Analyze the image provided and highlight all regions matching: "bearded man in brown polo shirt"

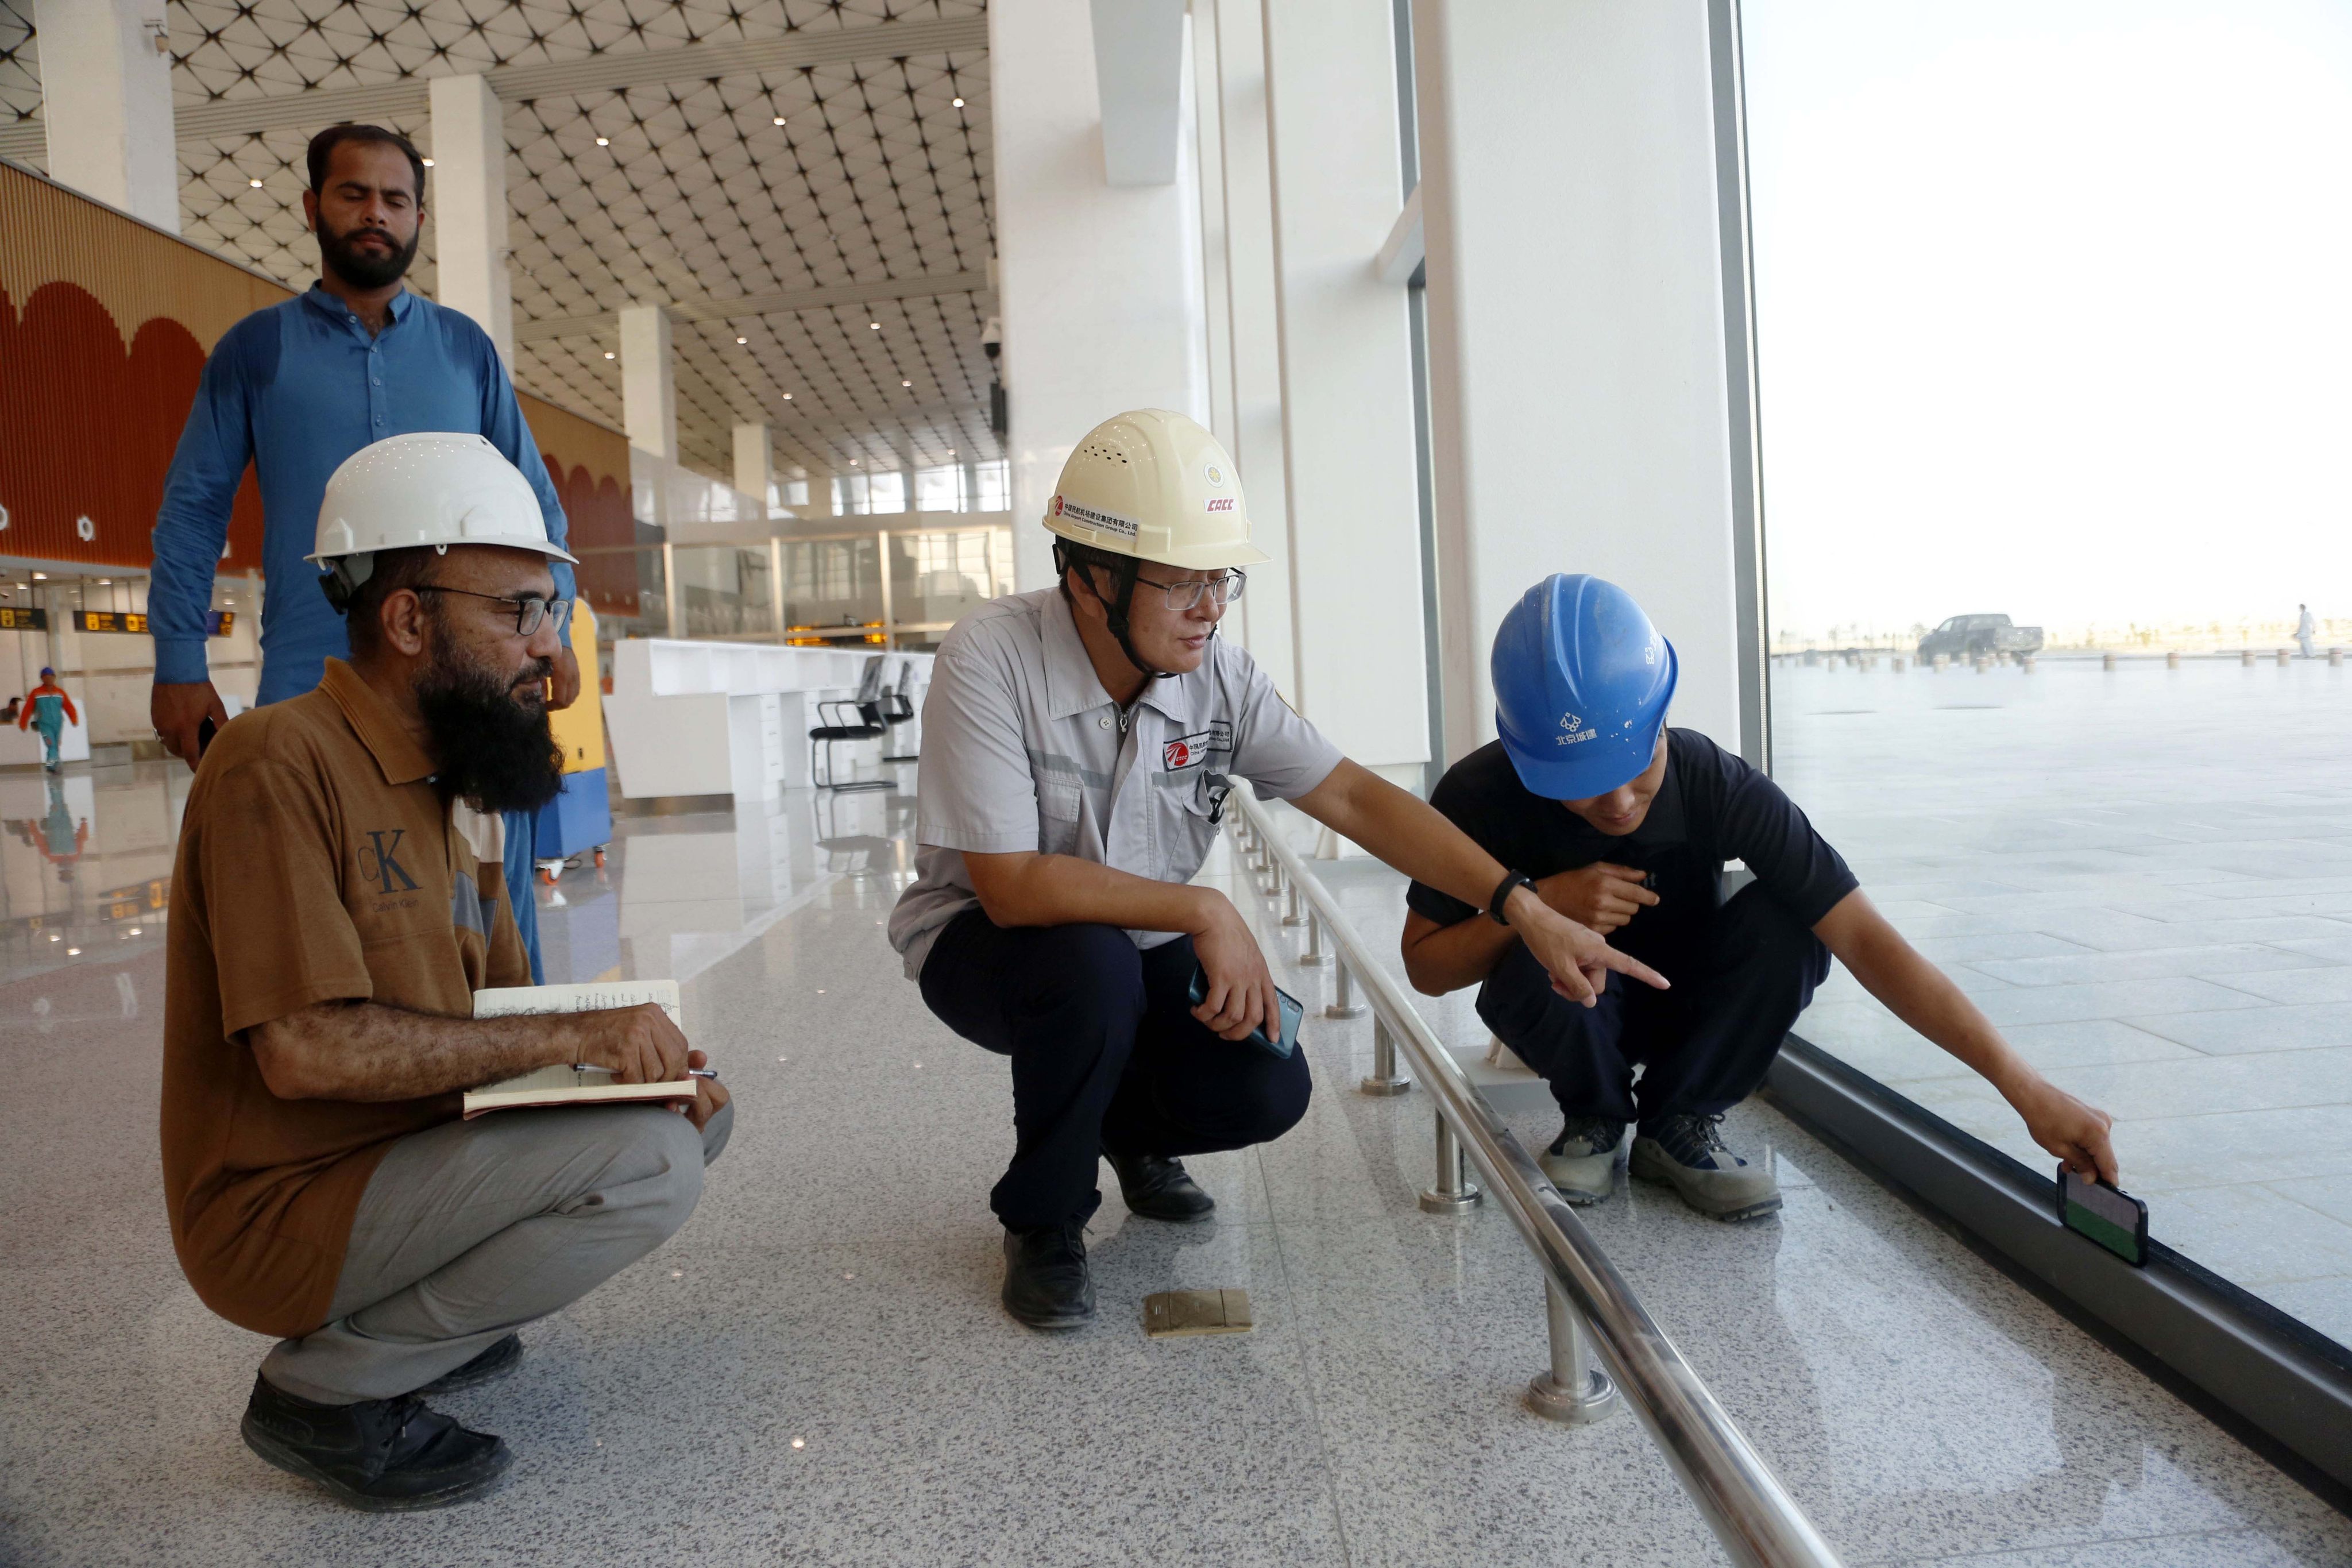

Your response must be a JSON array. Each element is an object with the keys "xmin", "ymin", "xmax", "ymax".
[{"xmin": 160, "ymin": 435, "xmax": 732, "ymax": 1511}]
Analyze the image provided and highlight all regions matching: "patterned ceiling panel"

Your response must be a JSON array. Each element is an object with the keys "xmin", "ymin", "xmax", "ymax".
[{"xmin": 7, "ymin": 0, "xmax": 996, "ymax": 484}]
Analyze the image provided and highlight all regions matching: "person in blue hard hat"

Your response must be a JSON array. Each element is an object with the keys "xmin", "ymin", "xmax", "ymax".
[{"xmin": 1400, "ymin": 574, "xmax": 2119, "ymax": 1221}]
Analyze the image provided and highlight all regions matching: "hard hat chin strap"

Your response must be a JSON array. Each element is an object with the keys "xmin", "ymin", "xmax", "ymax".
[{"xmin": 1055, "ymin": 540, "xmax": 1185, "ymax": 682}]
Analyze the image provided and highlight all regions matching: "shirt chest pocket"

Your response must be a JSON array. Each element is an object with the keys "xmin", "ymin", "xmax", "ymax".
[
  {"xmin": 1159, "ymin": 771, "xmax": 1229, "ymax": 875},
  {"xmin": 1037, "ymin": 778, "xmax": 1084, "ymax": 858}
]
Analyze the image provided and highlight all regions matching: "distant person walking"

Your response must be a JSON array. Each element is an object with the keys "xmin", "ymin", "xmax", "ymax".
[
  {"xmin": 2296, "ymin": 604, "xmax": 2317, "ymax": 659},
  {"xmin": 17, "ymin": 667, "xmax": 78, "ymax": 771}
]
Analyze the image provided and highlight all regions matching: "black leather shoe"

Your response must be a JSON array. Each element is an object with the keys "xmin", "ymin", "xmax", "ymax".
[
  {"xmin": 1104, "ymin": 1148, "xmax": 1217, "ymax": 1222},
  {"xmin": 417, "ymin": 1334, "xmax": 522, "ymax": 1395},
  {"xmin": 1001, "ymin": 1222, "xmax": 1095, "ymax": 1330},
  {"xmin": 240, "ymin": 1374, "xmax": 512, "ymax": 1511}
]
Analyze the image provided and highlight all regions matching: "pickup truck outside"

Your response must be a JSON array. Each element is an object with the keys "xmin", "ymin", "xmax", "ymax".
[{"xmin": 1917, "ymin": 613, "xmax": 2045, "ymax": 661}]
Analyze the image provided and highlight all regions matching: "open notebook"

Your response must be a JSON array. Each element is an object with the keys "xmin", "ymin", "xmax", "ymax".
[{"xmin": 462, "ymin": 980, "xmax": 697, "ymax": 1119}]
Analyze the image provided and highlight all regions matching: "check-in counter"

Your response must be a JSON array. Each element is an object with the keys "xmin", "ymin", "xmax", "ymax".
[{"xmin": 603, "ymin": 638, "xmax": 932, "ymax": 801}]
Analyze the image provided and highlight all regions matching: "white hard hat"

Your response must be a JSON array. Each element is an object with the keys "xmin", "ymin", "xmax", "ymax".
[
  {"xmin": 1044, "ymin": 409, "xmax": 1268, "ymax": 571},
  {"xmin": 308, "ymin": 432, "xmax": 577, "ymax": 570}
]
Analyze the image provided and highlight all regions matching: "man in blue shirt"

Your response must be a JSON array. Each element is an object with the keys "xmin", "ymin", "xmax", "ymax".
[{"xmin": 149, "ymin": 122, "xmax": 578, "ymax": 980}]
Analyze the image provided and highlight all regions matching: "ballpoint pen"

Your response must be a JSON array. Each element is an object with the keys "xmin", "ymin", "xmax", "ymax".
[{"xmin": 573, "ymin": 1064, "xmax": 720, "ymax": 1079}]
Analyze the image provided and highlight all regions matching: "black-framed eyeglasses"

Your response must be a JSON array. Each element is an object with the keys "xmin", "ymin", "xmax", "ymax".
[
  {"xmin": 414, "ymin": 585, "xmax": 573, "ymax": 637},
  {"xmin": 1131, "ymin": 570, "xmax": 1246, "ymax": 612}
]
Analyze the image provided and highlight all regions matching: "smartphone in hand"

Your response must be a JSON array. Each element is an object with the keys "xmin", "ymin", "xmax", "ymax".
[
  {"xmin": 1187, "ymin": 964, "xmax": 1304, "ymax": 1060},
  {"xmin": 2058, "ymin": 1165, "xmax": 2148, "ymax": 1266}
]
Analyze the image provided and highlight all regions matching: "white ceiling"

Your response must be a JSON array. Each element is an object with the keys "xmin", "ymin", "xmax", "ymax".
[{"xmin": 0, "ymin": 0, "xmax": 997, "ymax": 484}]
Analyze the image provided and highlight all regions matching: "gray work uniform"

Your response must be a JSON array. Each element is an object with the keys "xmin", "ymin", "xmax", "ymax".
[{"xmin": 887, "ymin": 586, "xmax": 1342, "ymax": 977}]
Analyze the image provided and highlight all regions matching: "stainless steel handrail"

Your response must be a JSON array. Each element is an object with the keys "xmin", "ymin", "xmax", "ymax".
[{"xmin": 1228, "ymin": 795, "xmax": 1844, "ymax": 1568}]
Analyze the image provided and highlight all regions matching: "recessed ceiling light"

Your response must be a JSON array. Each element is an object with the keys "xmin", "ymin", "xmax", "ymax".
[
  {"xmin": 773, "ymin": 116, "xmax": 786, "ymax": 126},
  {"xmin": 868, "ymin": 322, "xmax": 880, "ymax": 330},
  {"xmin": 421, "ymin": 157, "xmax": 434, "ymax": 167},
  {"xmin": 782, "ymin": 392, "xmax": 793, "ymax": 400},
  {"xmin": 901, "ymin": 379, "xmax": 912, "ymax": 388},
  {"xmin": 947, "ymin": 449, "xmax": 955, "ymax": 455},
  {"xmin": 596, "ymin": 136, "xmax": 609, "ymax": 146},
  {"xmin": 850, "ymin": 459, "xmax": 859, "ymax": 466},
  {"xmin": 736, "ymin": 335, "xmax": 748, "ymax": 345},
  {"xmin": 248, "ymin": 177, "xmax": 262, "ymax": 187},
  {"xmin": 604, "ymin": 351, "xmax": 616, "ymax": 360},
  {"xmin": 952, "ymin": 97, "xmax": 965, "ymax": 108}
]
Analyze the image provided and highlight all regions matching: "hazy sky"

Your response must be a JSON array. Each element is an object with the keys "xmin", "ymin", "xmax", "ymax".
[{"xmin": 1744, "ymin": 0, "xmax": 2352, "ymax": 639}]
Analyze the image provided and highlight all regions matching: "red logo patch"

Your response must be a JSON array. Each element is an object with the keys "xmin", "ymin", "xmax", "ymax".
[
  {"xmin": 1206, "ymin": 497, "xmax": 1235, "ymax": 512},
  {"xmin": 1164, "ymin": 740, "xmax": 1192, "ymax": 768}
]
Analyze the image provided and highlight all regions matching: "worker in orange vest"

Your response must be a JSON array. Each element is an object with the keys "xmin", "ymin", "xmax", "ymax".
[{"xmin": 18, "ymin": 667, "xmax": 80, "ymax": 772}]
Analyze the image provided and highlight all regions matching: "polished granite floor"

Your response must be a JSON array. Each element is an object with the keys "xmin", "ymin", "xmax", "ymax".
[
  {"xmin": 1772, "ymin": 657, "xmax": 2352, "ymax": 1347},
  {"xmin": 1, "ymin": 760, "xmax": 2346, "ymax": 1565}
]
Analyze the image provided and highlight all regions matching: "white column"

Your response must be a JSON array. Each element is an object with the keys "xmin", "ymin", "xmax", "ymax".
[
  {"xmin": 619, "ymin": 304, "xmax": 678, "ymax": 463},
  {"xmin": 427, "ymin": 74, "xmax": 514, "ymax": 369},
  {"xmin": 1262, "ymin": 0, "xmax": 1424, "ymax": 771},
  {"xmin": 35, "ymin": 0, "xmax": 178, "ymax": 232},
  {"xmin": 1190, "ymin": 0, "xmax": 1237, "ymax": 454},
  {"xmin": 733, "ymin": 423, "xmax": 774, "ymax": 513},
  {"xmin": 1208, "ymin": 0, "xmax": 1296, "ymax": 696},
  {"xmin": 1414, "ymin": 0, "xmax": 1743, "ymax": 758},
  {"xmin": 990, "ymin": 0, "xmax": 1210, "ymax": 592}
]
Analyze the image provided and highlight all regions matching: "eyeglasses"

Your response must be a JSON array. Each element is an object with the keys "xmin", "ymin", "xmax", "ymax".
[
  {"xmin": 414, "ymin": 585, "xmax": 573, "ymax": 637},
  {"xmin": 1131, "ymin": 570, "xmax": 1246, "ymax": 612}
]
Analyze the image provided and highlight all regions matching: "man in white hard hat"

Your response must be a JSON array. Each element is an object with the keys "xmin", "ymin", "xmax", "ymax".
[
  {"xmin": 889, "ymin": 410, "xmax": 1666, "ymax": 1330},
  {"xmin": 161, "ymin": 435, "xmax": 731, "ymax": 1511}
]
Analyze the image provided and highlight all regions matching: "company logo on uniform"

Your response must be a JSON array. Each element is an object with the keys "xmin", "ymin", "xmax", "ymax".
[
  {"xmin": 1205, "ymin": 497, "xmax": 1235, "ymax": 513},
  {"xmin": 358, "ymin": 829, "xmax": 420, "ymax": 894},
  {"xmin": 1163, "ymin": 720, "xmax": 1234, "ymax": 771},
  {"xmin": 1053, "ymin": 495, "xmax": 1139, "ymax": 539},
  {"xmin": 1555, "ymin": 711, "xmax": 1598, "ymax": 747}
]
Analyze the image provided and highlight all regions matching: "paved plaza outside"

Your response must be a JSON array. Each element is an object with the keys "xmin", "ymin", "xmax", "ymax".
[{"xmin": 1771, "ymin": 653, "xmax": 2352, "ymax": 1347}]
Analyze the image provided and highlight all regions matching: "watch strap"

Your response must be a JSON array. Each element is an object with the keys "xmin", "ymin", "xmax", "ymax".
[{"xmin": 1486, "ymin": 870, "xmax": 1536, "ymax": 926}]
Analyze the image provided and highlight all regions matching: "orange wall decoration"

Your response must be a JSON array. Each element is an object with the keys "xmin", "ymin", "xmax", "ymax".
[
  {"xmin": 0, "ymin": 160, "xmax": 636, "ymax": 610},
  {"xmin": 516, "ymin": 389, "xmax": 639, "ymax": 616}
]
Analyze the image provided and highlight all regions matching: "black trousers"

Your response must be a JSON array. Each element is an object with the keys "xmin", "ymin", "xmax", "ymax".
[
  {"xmin": 1476, "ymin": 885, "xmax": 1829, "ymax": 1126},
  {"xmin": 918, "ymin": 910, "xmax": 1314, "ymax": 1230}
]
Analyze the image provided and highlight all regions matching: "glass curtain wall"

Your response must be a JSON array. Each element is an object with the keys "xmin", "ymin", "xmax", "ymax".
[{"xmin": 1744, "ymin": 0, "xmax": 2352, "ymax": 1346}]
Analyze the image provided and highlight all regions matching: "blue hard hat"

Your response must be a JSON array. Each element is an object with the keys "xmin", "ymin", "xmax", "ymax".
[{"xmin": 1491, "ymin": 574, "xmax": 1677, "ymax": 800}]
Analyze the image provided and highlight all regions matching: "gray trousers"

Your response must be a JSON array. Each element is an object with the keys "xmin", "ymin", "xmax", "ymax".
[{"xmin": 260, "ymin": 1100, "xmax": 732, "ymax": 1404}]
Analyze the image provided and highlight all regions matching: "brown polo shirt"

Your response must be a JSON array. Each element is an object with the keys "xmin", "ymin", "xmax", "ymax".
[{"xmin": 160, "ymin": 658, "xmax": 528, "ymax": 1339}]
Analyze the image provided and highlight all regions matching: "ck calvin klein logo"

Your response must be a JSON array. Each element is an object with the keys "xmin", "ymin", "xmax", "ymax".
[{"xmin": 358, "ymin": 829, "xmax": 421, "ymax": 894}]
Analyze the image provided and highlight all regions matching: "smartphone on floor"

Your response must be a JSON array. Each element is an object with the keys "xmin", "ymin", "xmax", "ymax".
[
  {"xmin": 2057, "ymin": 1166, "xmax": 2148, "ymax": 1267},
  {"xmin": 1187, "ymin": 965, "xmax": 1304, "ymax": 1060}
]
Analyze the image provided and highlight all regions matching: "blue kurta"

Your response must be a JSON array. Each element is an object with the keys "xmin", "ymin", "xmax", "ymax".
[
  {"xmin": 148, "ymin": 284, "xmax": 576, "ymax": 698},
  {"xmin": 149, "ymin": 284, "xmax": 576, "ymax": 979}
]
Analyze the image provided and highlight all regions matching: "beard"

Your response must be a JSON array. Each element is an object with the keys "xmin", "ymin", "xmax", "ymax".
[
  {"xmin": 317, "ymin": 215, "xmax": 420, "ymax": 291},
  {"xmin": 416, "ymin": 643, "xmax": 563, "ymax": 815}
]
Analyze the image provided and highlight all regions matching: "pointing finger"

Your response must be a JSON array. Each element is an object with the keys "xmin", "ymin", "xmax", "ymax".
[{"xmin": 1604, "ymin": 949, "xmax": 1670, "ymax": 990}]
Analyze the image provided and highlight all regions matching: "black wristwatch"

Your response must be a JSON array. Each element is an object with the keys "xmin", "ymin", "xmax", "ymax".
[{"xmin": 1487, "ymin": 870, "xmax": 1536, "ymax": 926}]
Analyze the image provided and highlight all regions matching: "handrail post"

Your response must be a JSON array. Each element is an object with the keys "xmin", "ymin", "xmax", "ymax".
[
  {"xmin": 1283, "ymin": 879, "xmax": 1306, "ymax": 926},
  {"xmin": 1527, "ymin": 1279, "xmax": 1620, "ymax": 1424},
  {"xmin": 1299, "ymin": 909, "xmax": 1331, "ymax": 966},
  {"xmin": 1358, "ymin": 1017, "xmax": 1411, "ymax": 1096},
  {"xmin": 1324, "ymin": 959, "xmax": 1366, "ymax": 1019},
  {"xmin": 1418, "ymin": 1113, "xmax": 1481, "ymax": 1214}
]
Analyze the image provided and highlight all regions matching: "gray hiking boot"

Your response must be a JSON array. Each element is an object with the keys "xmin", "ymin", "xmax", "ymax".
[
  {"xmin": 1630, "ymin": 1113, "xmax": 1781, "ymax": 1221},
  {"xmin": 1539, "ymin": 1117, "xmax": 1627, "ymax": 1205}
]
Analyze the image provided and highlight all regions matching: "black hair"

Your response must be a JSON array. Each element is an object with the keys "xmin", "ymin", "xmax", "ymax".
[
  {"xmin": 341, "ymin": 547, "xmax": 441, "ymax": 660},
  {"xmin": 306, "ymin": 123, "xmax": 427, "ymax": 202}
]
